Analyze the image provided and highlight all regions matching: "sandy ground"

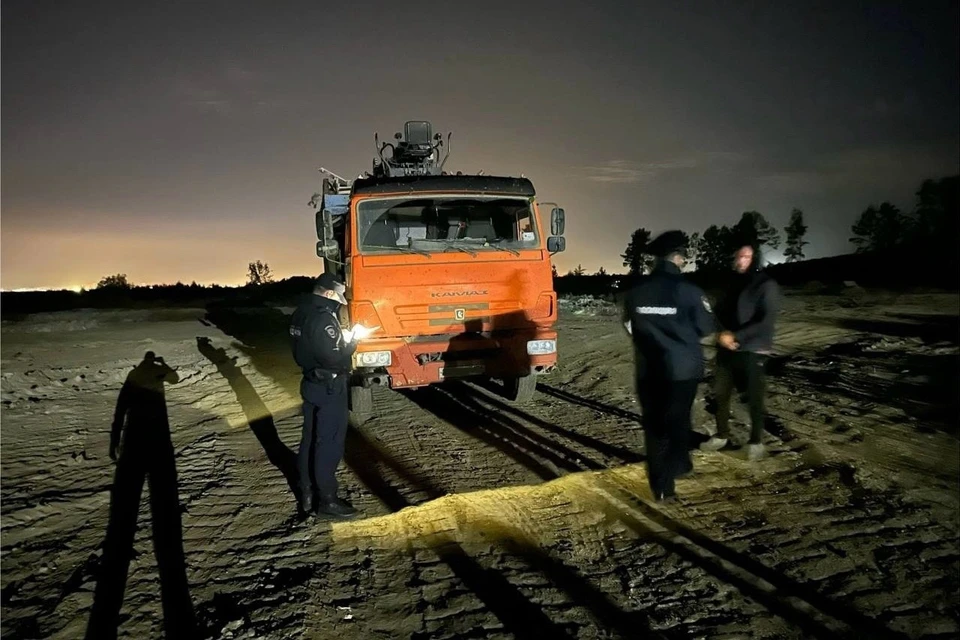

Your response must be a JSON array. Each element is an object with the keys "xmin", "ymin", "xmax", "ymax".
[{"xmin": 1, "ymin": 290, "xmax": 958, "ymax": 639}]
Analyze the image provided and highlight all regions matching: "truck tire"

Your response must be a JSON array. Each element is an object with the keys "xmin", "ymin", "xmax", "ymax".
[
  {"xmin": 505, "ymin": 374, "xmax": 538, "ymax": 404},
  {"xmin": 349, "ymin": 385, "xmax": 375, "ymax": 423}
]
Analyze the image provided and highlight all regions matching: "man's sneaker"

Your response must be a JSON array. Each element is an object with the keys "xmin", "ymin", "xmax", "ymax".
[
  {"xmin": 316, "ymin": 496, "xmax": 358, "ymax": 518},
  {"xmin": 699, "ymin": 437, "xmax": 728, "ymax": 452},
  {"xmin": 746, "ymin": 443, "xmax": 766, "ymax": 461}
]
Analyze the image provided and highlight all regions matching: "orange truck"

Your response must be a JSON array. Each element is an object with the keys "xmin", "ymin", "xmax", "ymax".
[{"xmin": 311, "ymin": 121, "xmax": 566, "ymax": 418}]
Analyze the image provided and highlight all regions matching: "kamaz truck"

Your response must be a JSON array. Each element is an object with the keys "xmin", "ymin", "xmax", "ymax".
[{"xmin": 310, "ymin": 121, "xmax": 566, "ymax": 418}]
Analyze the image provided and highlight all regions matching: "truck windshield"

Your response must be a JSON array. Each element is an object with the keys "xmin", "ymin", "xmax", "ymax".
[{"xmin": 357, "ymin": 196, "xmax": 539, "ymax": 255}]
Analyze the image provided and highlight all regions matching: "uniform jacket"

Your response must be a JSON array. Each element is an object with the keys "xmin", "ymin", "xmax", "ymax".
[
  {"xmin": 622, "ymin": 261, "xmax": 716, "ymax": 381},
  {"xmin": 289, "ymin": 295, "xmax": 356, "ymax": 382}
]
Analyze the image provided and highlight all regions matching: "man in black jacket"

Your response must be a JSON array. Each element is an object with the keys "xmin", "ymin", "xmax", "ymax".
[
  {"xmin": 290, "ymin": 273, "xmax": 359, "ymax": 518},
  {"xmin": 622, "ymin": 231, "xmax": 716, "ymax": 501},
  {"xmin": 701, "ymin": 244, "xmax": 780, "ymax": 460}
]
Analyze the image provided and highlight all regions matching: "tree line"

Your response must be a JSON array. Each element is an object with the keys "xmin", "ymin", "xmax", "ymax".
[
  {"xmin": 93, "ymin": 261, "xmax": 275, "ymax": 291},
  {"xmin": 605, "ymin": 173, "xmax": 957, "ymax": 278},
  {"xmin": 90, "ymin": 173, "xmax": 960, "ymax": 287}
]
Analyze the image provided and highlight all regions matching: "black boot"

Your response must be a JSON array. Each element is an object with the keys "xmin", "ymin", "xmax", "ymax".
[
  {"xmin": 316, "ymin": 495, "xmax": 357, "ymax": 518},
  {"xmin": 299, "ymin": 489, "xmax": 314, "ymax": 515}
]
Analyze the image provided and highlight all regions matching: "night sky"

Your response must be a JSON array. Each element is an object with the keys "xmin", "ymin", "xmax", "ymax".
[{"xmin": 2, "ymin": 1, "xmax": 958, "ymax": 290}]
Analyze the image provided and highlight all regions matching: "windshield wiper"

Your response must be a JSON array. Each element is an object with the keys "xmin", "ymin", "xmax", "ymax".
[
  {"xmin": 366, "ymin": 244, "xmax": 432, "ymax": 258},
  {"xmin": 487, "ymin": 240, "xmax": 521, "ymax": 256},
  {"xmin": 443, "ymin": 242, "xmax": 478, "ymax": 257}
]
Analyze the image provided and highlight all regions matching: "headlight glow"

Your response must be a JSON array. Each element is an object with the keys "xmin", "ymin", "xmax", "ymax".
[
  {"xmin": 526, "ymin": 340, "xmax": 557, "ymax": 355},
  {"xmin": 355, "ymin": 350, "xmax": 392, "ymax": 367}
]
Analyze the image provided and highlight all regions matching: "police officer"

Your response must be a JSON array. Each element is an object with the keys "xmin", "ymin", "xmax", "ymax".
[
  {"xmin": 290, "ymin": 273, "xmax": 357, "ymax": 518},
  {"xmin": 622, "ymin": 231, "xmax": 715, "ymax": 501}
]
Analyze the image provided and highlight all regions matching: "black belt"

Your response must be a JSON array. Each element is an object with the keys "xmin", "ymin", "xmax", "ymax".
[{"xmin": 308, "ymin": 369, "xmax": 345, "ymax": 383}]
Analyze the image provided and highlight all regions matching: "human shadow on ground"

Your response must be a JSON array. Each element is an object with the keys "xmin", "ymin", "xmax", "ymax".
[
  {"xmin": 203, "ymin": 302, "xmax": 301, "ymax": 396},
  {"xmin": 203, "ymin": 303, "xmax": 456, "ymax": 511},
  {"xmin": 466, "ymin": 381, "xmax": 644, "ymax": 464},
  {"xmin": 405, "ymin": 383, "xmax": 606, "ymax": 481},
  {"xmin": 345, "ymin": 420, "xmax": 664, "ymax": 639},
  {"xmin": 536, "ymin": 382, "xmax": 711, "ymax": 450},
  {"xmin": 593, "ymin": 480, "xmax": 909, "ymax": 640},
  {"xmin": 196, "ymin": 337, "xmax": 301, "ymax": 503},
  {"xmin": 86, "ymin": 352, "xmax": 198, "ymax": 640}
]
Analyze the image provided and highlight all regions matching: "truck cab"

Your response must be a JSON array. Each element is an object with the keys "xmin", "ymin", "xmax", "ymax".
[{"xmin": 312, "ymin": 122, "xmax": 566, "ymax": 417}]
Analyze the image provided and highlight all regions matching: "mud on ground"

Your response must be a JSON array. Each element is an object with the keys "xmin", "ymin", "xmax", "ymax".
[{"xmin": 1, "ymin": 291, "xmax": 958, "ymax": 639}]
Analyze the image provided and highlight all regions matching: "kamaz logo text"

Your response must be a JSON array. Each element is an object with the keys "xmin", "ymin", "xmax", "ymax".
[{"xmin": 431, "ymin": 290, "xmax": 488, "ymax": 298}]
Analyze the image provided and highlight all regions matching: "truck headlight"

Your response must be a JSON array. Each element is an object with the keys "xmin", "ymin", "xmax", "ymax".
[
  {"xmin": 526, "ymin": 340, "xmax": 557, "ymax": 355},
  {"xmin": 355, "ymin": 350, "xmax": 392, "ymax": 367}
]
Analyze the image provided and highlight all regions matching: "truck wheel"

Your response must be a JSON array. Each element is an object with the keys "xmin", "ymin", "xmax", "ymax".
[
  {"xmin": 350, "ymin": 385, "xmax": 375, "ymax": 423},
  {"xmin": 505, "ymin": 374, "xmax": 538, "ymax": 404}
]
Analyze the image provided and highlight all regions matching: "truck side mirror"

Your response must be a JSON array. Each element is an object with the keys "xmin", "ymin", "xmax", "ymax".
[
  {"xmin": 316, "ymin": 208, "xmax": 340, "ymax": 260},
  {"xmin": 550, "ymin": 207, "xmax": 565, "ymax": 236},
  {"xmin": 547, "ymin": 236, "xmax": 566, "ymax": 253},
  {"xmin": 316, "ymin": 240, "xmax": 339, "ymax": 259}
]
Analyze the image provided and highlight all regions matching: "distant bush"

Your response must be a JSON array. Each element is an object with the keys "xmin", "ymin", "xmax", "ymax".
[{"xmin": 97, "ymin": 273, "xmax": 131, "ymax": 289}]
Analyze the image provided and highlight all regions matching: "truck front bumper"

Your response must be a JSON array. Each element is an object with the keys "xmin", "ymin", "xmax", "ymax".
[{"xmin": 352, "ymin": 330, "xmax": 558, "ymax": 389}]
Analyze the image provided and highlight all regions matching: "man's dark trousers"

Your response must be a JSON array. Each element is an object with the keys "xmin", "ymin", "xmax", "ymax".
[
  {"xmin": 714, "ymin": 349, "xmax": 768, "ymax": 444},
  {"xmin": 298, "ymin": 376, "xmax": 349, "ymax": 500},
  {"xmin": 638, "ymin": 378, "xmax": 699, "ymax": 497}
]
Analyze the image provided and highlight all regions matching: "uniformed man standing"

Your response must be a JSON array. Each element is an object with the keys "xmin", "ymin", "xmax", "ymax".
[
  {"xmin": 622, "ymin": 231, "xmax": 715, "ymax": 501},
  {"xmin": 290, "ymin": 273, "xmax": 358, "ymax": 518}
]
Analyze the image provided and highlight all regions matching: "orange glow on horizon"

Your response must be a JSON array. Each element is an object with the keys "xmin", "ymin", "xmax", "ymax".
[{"xmin": 0, "ymin": 225, "xmax": 332, "ymax": 292}]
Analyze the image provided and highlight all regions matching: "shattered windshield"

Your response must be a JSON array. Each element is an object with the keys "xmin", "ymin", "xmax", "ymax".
[{"xmin": 356, "ymin": 196, "xmax": 539, "ymax": 255}]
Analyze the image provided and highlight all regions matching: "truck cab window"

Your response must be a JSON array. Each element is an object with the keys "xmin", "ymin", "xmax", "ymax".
[{"xmin": 357, "ymin": 197, "xmax": 539, "ymax": 254}]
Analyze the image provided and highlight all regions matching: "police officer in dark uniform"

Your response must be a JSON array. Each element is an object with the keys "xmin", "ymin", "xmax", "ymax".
[
  {"xmin": 622, "ymin": 230, "xmax": 715, "ymax": 501},
  {"xmin": 290, "ymin": 273, "xmax": 357, "ymax": 518}
]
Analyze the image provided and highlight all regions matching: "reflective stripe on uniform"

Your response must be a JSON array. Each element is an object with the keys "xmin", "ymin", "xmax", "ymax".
[{"xmin": 636, "ymin": 306, "xmax": 678, "ymax": 315}]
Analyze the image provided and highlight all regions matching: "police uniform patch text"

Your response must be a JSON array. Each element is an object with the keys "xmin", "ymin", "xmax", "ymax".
[{"xmin": 636, "ymin": 306, "xmax": 678, "ymax": 315}]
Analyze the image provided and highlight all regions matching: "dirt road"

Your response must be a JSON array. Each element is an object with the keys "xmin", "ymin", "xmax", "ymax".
[{"xmin": 2, "ymin": 291, "xmax": 958, "ymax": 639}]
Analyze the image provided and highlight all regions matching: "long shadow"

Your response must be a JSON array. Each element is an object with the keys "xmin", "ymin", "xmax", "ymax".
[
  {"xmin": 536, "ymin": 383, "xmax": 643, "ymax": 422},
  {"xmin": 537, "ymin": 382, "xmax": 710, "ymax": 450},
  {"xmin": 347, "ymin": 422, "xmax": 661, "ymax": 638},
  {"xmin": 496, "ymin": 537, "xmax": 673, "ymax": 640},
  {"xmin": 203, "ymin": 303, "xmax": 666, "ymax": 636},
  {"xmin": 347, "ymin": 432, "xmax": 665, "ymax": 639},
  {"xmin": 405, "ymin": 386, "xmax": 560, "ymax": 480},
  {"xmin": 426, "ymin": 538, "xmax": 574, "ymax": 639},
  {"xmin": 406, "ymin": 384, "xmax": 607, "ymax": 481},
  {"xmin": 463, "ymin": 383, "xmax": 644, "ymax": 464},
  {"xmin": 343, "ymin": 422, "xmax": 447, "ymax": 511},
  {"xmin": 203, "ymin": 302, "xmax": 301, "ymax": 396},
  {"xmin": 835, "ymin": 315, "xmax": 959, "ymax": 345},
  {"xmin": 455, "ymin": 387, "xmax": 606, "ymax": 472},
  {"xmin": 344, "ymin": 426, "xmax": 570, "ymax": 638},
  {"xmin": 86, "ymin": 352, "xmax": 198, "ymax": 640},
  {"xmin": 196, "ymin": 337, "xmax": 300, "ymax": 502},
  {"xmin": 203, "ymin": 302, "xmax": 455, "ymax": 508},
  {"xmin": 596, "ymin": 481, "xmax": 908, "ymax": 640}
]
